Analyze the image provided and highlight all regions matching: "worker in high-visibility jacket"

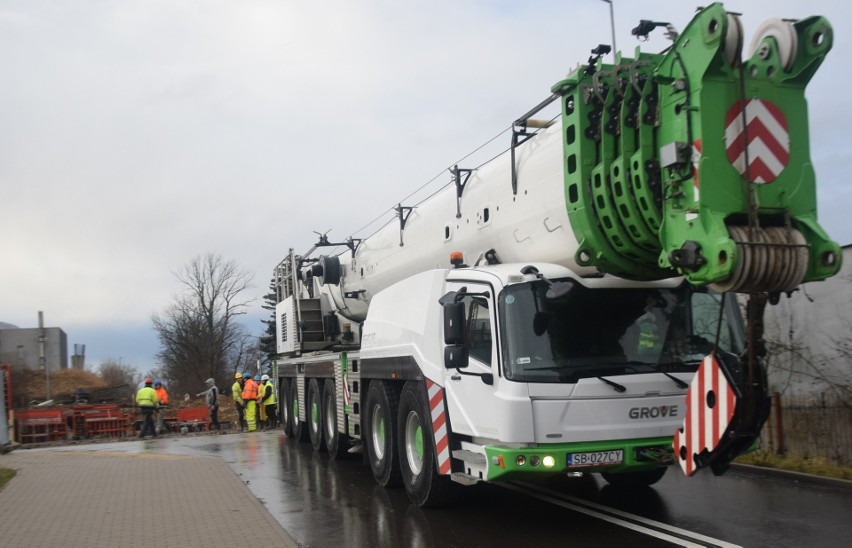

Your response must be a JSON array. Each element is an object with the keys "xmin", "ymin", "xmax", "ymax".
[
  {"xmin": 257, "ymin": 374, "xmax": 268, "ymax": 429},
  {"xmin": 154, "ymin": 380, "xmax": 169, "ymax": 434},
  {"xmin": 136, "ymin": 378, "xmax": 159, "ymax": 439},
  {"xmin": 242, "ymin": 373, "xmax": 259, "ymax": 432},
  {"xmin": 252, "ymin": 375, "xmax": 265, "ymax": 429},
  {"xmin": 232, "ymin": 372, "xmax": 246, "ymax": 431},
  {"xmin": 260, "ymin": 374, "xmax": 277, "ymax": 429}
]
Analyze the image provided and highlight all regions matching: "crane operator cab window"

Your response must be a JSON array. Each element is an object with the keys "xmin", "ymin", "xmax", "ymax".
[
  {"xmin": 499, "ymin": 280, "xmax": 744, "ymax": 383},
  {"xmin": 461, "ymin": 293, "xmax": 493, "ymax": 365}
]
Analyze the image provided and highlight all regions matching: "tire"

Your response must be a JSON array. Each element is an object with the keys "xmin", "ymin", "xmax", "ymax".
[
  {"xmin": 397, "ymin": 381, "xmax": 457, "ymax": 507},
  {"xmin": 307, "ymin": 378, "xmax": 326, "ymax": 451},
  {"xmin": 323, "ymin": 378, "xmax": 351, "ymax": 459},
  {"xmin": 364, "ymin": 380, "xmax": 402, "ymax": 487},
  {"xmin": 601, "ymin": 467, "xmax": 668, "ymax": 488},
  {"xmin": 290, "ymin": 378, "xmax": 308, "ymax": 442},
  {"xmin": 280, "ymin": 378, "xmax": 292, "ymax": 437}
]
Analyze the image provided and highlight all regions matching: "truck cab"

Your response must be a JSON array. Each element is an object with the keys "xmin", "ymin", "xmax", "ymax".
[{"xmin": 359, "ymin": 262, "xmax": 745, "ymax": 484}]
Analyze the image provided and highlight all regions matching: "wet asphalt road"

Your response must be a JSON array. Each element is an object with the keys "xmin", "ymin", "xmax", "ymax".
[{"xmin": 44, "ymin": 431, "xmax": 852, "ymax": 547}]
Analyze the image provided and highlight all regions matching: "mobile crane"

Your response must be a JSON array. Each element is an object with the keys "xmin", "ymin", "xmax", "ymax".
[{"xmin": 272, "ymin": 3, "xmax": 840, "ymax": 506}]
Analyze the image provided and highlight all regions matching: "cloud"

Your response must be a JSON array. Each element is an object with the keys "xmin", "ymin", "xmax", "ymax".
[{"xmin": 1, "ymin": 0, "xmax": 849, "ymax": 372}]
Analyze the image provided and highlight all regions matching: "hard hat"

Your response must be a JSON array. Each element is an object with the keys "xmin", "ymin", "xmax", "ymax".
[
  {"xmin": 205, "ymin": 378, "xmax": 215, "ymax": 386},
  {"xmin": 243, "ymin": 372, "xmax": 251, "ymax": 379},
  {"xmin": 144, "ymin": 377, "xmax": 153, "ymax": 385},
  {"xmin": 154, "ymin": 379, "xmax": 162, "ymax": 386},
  {"xmin": 253, "ymin": 375, "xmax": 261, "ymax": 381},
  {"xmin": 261, "ymin": 374, "xmax": 269, "ymax": 381},
  {"xmin": 235, "ymin": 372, "xmax": 243, "ymax": 379}
]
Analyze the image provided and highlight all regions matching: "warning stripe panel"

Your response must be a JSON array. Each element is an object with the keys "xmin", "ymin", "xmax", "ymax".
[
  {"xmin": 426, "ymin": 379, "xmax": 451, "ymax": 475},
  {"xmin": 724, "ymin": 98, "xmax": 790, "ymax": 183},
  {"xmin": 673, "ymin": 354, "xmax": 738, "ymax": 476}
]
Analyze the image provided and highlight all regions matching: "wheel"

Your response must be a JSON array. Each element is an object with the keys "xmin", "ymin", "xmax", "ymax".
[
  {"xmin": 364, "ymin": 380, "xmax": 402, "ymax": 487},
  {"xmin": 307, "ymin": 378, "xmax": 326, "ymax": 451},
  {"xmin": 601, "ymin": 467, "xmax": 668, "ymax": 488},
  {"xmin": 279, "ymin": 378, "xmax": 292, "ymax": 437},
  {"xmin": 397, "ymin": 381, "xmax": 457, "ymax": 507},
  {"xmin": 290, "ymin": 378, "xmax": 308, "ymax": 442},
  {"xmin": 323, "ymin": 378, "xmax": 351, "ymax": 459}
]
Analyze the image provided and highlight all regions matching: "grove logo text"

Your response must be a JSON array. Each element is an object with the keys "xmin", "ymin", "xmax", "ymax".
[{"xmin": 629, "ymin": 406, "xmax": 678, "ymax": 419}]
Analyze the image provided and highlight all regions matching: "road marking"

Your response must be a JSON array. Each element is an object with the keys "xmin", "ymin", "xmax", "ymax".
[{"xmin": 503, "ymin": 481, "xmax": 741, "ymax": 548}]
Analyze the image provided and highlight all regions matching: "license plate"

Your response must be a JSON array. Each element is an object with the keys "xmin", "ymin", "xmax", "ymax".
[{"xmin": 566, "ymin": 450, "xmax": 624, "ymax": 468}]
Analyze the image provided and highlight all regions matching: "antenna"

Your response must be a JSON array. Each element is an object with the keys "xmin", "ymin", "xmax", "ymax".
[{"xmin": 601, "ymin": 0, "xmax": 617, "ymax": 60}]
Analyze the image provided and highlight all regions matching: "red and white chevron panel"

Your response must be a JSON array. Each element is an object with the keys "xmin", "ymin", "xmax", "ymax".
[
  {"xmin": 724, "ymin": 98, "xmax": 789, "ymax": 183},
  {"xmin": 426, "ymin": 379, "xmax": 451, "ymax": 475},
  {"xmin": 673, "ymin": 354, "xmax": 737, "ymax": 476}
]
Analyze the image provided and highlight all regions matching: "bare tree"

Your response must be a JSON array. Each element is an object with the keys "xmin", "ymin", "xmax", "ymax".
[
  {"xmin": 229, "ymin": 324, "xmax": 265, "ymax": 379},
  {"xmin": 152, "ymin": 253, "xmax": 254, "ymax": 395},
  {"xmin": 97, "ymin": 359, "xmax": 142, "ymax": 388},
  {"xmin": 760, "ymin": 285, "xmax": 852, "ymax": 404}
]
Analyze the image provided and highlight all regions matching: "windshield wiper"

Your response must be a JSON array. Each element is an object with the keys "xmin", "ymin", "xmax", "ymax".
[
  {"xmin": 596, "ymin": 376, "xmax": 627, "ymax": 393},
  {"xmin": 625, "ymin": 361, "xmax": 689, "ymax": 389}
]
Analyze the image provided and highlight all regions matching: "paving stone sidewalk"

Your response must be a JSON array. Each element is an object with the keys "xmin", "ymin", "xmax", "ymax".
[{"xmin": 0, "ymin": 449, "xmax": 299, "ymax": 548}]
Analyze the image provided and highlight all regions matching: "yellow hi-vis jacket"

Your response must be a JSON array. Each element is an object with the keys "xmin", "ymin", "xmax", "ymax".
[
  {"xmin": 136, "ymin": 386, "xmax": 159, "ymax": 408},
  {"xmin": 232, "ymin": 381, "xmax": 244, "ymax": 405},
  {"xmin": 262, "ymin": 381, "xmax": 276, "ymax": 406}
]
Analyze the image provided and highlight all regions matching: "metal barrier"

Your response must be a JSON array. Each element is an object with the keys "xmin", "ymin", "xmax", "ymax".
[
  {"xmin": 16, "ymin": 409, "xmax": 67, "ymax": 443},
  {"xmin": 16, "ymin": 404, "xmax": 131, "ymax": 444}
]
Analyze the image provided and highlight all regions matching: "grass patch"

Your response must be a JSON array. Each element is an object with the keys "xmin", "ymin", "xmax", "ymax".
[
  {"xmin": 0, "ymin": 467, "xmax": 16, "ymax": 491},
  {"xmin": 736, "ymin": 451, "xmax": 852, "ymax": 481}
]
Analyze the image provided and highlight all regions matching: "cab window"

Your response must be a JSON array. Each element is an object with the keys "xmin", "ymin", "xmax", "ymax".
[{"xmin": 462, "ymin": 294, "xmax": 492, "ymax": 365}]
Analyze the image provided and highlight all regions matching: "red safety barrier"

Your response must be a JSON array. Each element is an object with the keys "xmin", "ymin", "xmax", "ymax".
[
  {"xmin": 176, "ymin": 406, "xmax": 210, "ymax": 431},
  {"xmin": 69, "ymin": 404, "xmax": 130, "ymax": 439},
  {"xmin": 16, "ymin": 408, "xmax": 66, "ymax": 444}
]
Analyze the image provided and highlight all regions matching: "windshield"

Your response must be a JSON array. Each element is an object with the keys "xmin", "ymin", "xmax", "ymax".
[{"xmin": 498, "ymin": 280, "xmax": 744, "ymax": 383}]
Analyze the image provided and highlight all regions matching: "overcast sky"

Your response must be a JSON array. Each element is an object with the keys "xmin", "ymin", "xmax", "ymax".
[{"xmin": 2, "ymin": 0, "xmax": 850, "ymax": 375}]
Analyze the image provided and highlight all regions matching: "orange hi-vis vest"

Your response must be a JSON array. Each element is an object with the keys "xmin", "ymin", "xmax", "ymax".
[
  {"xmin": 242, "ymin": 379, "xmax": 259, "ymax": 401},
  {"xmin": 155, "ymin": 387, "xmax": 169, "ymax": 405}
]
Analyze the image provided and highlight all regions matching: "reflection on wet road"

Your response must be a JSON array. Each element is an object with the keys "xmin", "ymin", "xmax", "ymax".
[{"xmin": 46, "ymin": 431, "xmax": 852, "ymax": 547}]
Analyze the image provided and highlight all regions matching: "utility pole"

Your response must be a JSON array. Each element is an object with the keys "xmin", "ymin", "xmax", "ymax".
[
  {"xmin": 38, "ymin": 311, "xmax": 50, "ymax": 401},
  {"xmin": 601, "ymin": 0, "xmax": 617, "ymax": 60}
]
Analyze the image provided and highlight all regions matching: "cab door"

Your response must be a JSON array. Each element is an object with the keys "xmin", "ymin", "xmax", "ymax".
[{"xmin": 443, "ymin": 281, "xmax": 501, "ymax": 439}]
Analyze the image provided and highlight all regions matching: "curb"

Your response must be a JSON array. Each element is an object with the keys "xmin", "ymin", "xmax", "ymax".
[{"xmin": 730, "ymin": 463, "xmax": 852, "ymax": 490}]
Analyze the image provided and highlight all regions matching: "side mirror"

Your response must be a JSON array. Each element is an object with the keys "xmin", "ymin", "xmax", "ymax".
[
  {"xmin": 443, "ymin": 301, "xmax": 466, "ymax": 345},
  {"xmin": 533, "ymin": 312, "xmax": 549, "ymax": 336},
  {"xmin": 444, "ymin": 345, "xmax": 469, "ymax": 369},
  {"xmin": 546, "ymin": 280, "xmax": 575, "ymax": 300},
  {"xmin": 438, "ymin": 290, "xmax": 458, "ymax": 306}
]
